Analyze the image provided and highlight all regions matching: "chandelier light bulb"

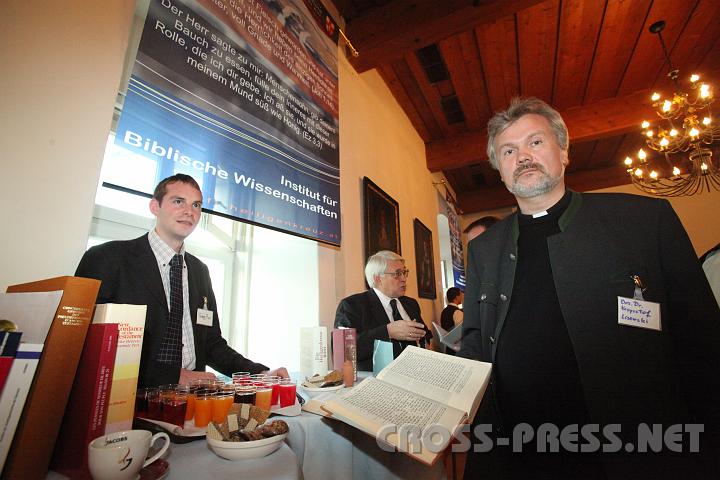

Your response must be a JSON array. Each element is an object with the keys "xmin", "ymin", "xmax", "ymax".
[
  {"xmin": 638, "ymin": 149, "xmax": 647, "ymax": 160},
  {"xmin": 700, "ymin": 84, "xmax": 710, "ymax": 98},
  {"xmin": 649, "ymin": 170, "xmax": 659, "ymax": 179},
  {"xmin": 634, "ymin": 168, "xmax": 644, "ymax": 177},
  {"xmin": 703, "ymin": 117, "xmax": 711, "ymax": 125},
  {"xmin": 624, "ymin": 157, "xmax": 633, "ymax": 166},
  {"xmin": 689, "ymin": 127, "xmax": 700, "ymax": 137},
  {"xmin": 662, "ymin": 100, "xmax": 672, "ymax": 112},
  {"xmin": 646, "ymin": 130, "xmax": 654, "ymax": 137},
  {"xmin": 672, "ymin": 167, "xmax": 681, "ymax": 176},
  {"xmin": 641, "ymin": 120, "xmax": 650, "ymax": 129},
  {"xmin": 659, "ymin": 137, "xmax": 669, "ymax": 147},
  {"xmin": 669, "ymin": 129, "xmax": 678, "ymax": 136},
  {"xmin": 690, "ymin": 74, "xmax": 700, "ymax": 83},
  {"xmin": 702, "ymin": 163, "xmax": 708, "ymax": 171},
  {"xmin": 651, "ymin": 92, "xmax": 661, "ymax": 101}
]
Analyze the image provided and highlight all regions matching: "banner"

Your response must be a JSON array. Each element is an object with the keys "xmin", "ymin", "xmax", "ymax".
[
  {"xmin": 446, "ymin": 199, "xmax": 466, "ymax": 289},
  {"xmin": 106, "ymin": 0, "xmax": 340, "ymax": 244}
]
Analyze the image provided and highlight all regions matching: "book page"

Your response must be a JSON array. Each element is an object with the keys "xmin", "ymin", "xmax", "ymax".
[
  {"xmin": 377, "ymin": 346, "xmax": 491, "ymax": 418},
  {"xmin": 322, "ymin": 377, "xmax": 466, "ymax": 464}
]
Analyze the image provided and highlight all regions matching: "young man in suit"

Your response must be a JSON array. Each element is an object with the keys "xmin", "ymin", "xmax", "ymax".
[
  {"xmin": 76, "ymin": 174, "xmax": 288, "ymax": 388},
  {"xmin": 334, "ymin": 250, "xmax": 432, "ymax": 371},
  {"xmin": 459, "ymin": 97, "xmax": 720, "ymax": 479}
]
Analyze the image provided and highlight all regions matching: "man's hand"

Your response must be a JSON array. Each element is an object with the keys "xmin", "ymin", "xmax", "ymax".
[
  {"xmin": 387, "ymin": 320, "xmax": 427, "ymax": 342},
  {"xmin": 179, "ymin": 368, "xmax": 216, "ymax": 385},
  {"xmin": 263, "ymin": 367, "xmax": 290, "ymax": 378}
]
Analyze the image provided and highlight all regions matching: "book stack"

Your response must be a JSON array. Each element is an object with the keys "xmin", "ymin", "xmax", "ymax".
[
  {"xmin": 92, "ymin": 304, "xmax": 147, "ymax": 434},
  {"xmin": 2, "ymin": 276, "xmax": 101, "ymax": 479},
  {"xmin": 51, "ymin": 323, "xmax": 119, "ymax": 479}
]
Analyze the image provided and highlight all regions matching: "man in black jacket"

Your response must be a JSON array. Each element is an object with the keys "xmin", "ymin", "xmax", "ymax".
[
  {"xmin": 459, "ymin": 97, "xmax": 720, "ymax": 479},
  {"xmin": 334, "ymin": 250, "xmax": 431, "ymax": 371},
  {"xmin": 76, "ymin": 174, "xmax": 287, "ymax": 387}
]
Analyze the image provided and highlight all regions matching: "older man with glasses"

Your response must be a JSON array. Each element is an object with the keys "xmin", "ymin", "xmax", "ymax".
[{"xmin": 334, "ymin": 250, "xmax": 432, "ymax": 371}]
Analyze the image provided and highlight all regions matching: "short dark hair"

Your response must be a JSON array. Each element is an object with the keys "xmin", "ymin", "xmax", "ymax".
[
  {"xmin": 464, "ymin": 216, "xmax": 500, "ymax": 234},
  {"xmin": 152, "ymin": 174, "xmax": 202, "ymax": 204},
  {"xmin": 446, "ymin": 287, "xmax": 462, "ymax": 303}
]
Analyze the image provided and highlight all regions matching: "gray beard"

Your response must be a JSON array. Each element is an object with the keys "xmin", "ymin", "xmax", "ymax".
[{"xmin": 506, "ymin": 166, "xmax": 563, "ymax": 198}]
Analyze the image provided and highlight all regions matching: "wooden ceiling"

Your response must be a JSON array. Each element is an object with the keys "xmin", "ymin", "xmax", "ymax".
[{"xmin": 331, "ymin": 0, "xmax": 720, "ymax": 212}]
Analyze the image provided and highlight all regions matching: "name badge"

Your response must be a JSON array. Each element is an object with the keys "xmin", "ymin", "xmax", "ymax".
[
  {"xmin": 197, "ymin": 308, "xmax": 213, "ymax": 327},
  {"xmin": 617, "ymin": 296, "xmax": 661, "ymax": 331}
]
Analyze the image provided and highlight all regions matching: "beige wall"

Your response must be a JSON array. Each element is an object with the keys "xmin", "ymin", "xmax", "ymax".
[
  {"xmin": 0, "ymin": 1, "xmax": 135, "ymax": 290},
  {"xmin": 0, "ymin": 2, "xmax": 444, "ymax": 327},
  {"xmin": 326, "ymin": 58, "xmax": 444, "ymax": 328}
]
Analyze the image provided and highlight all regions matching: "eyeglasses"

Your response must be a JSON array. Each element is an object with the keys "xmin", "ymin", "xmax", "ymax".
[{"xmin": 383, "ymin": 269, "xmax": 410, "ymax": 279}]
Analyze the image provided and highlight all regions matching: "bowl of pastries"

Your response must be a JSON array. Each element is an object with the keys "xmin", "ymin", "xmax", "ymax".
[
  {"xmin": 206, "ymin": 403, "xmax": 289, "ymax": 460},
  {"xmin": 300, "ymin": 370, "xmax": 345, "ymax": 397}
]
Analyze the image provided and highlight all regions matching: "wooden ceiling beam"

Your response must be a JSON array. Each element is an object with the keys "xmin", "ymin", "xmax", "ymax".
[
  {"xmin": 458, "ymin": 166, "xmax": 632, "ymax": 212},
  {"xmin": 345, "ymin": 0, "xmax": 546, "ymax": 73},
  {"xmin": 427, "ymin": 62, "xmax": 720, "ymax": 172}
]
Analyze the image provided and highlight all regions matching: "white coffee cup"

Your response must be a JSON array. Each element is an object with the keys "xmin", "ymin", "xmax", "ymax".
[{"xmin": 88, "ymin": 429, "xmax": 169, "ymax": 480}]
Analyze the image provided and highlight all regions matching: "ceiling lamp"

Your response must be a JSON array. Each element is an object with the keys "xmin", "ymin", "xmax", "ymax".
[{"xmin": 624, "ymin": 20, "xmax": 720, "ymax": 196}]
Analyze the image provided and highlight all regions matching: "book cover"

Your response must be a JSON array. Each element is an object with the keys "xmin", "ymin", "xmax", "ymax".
[
  {"xmin": 2, "ymin": 276, "xmax": 100, "ymax": 480},
  {"xmin": 0, "ymin": 343, "xmax": 43, "ymax": 471},
  {"xmin": 92, "ymin": 304, "xmax": 147, "ymax": 434},
  {"xmin": 300, "ymin": 326, "xmax": 329, "ymax": 380},
  {"xmin": 0, "ymin": 332, "xmax": 22, "ymax": 395},
  {"xmin": 321, "ymin": 346, "xmax": 492, "ymax": 465},
  {"xmin": 333, "ymin": 328, "xmax": 357, "ymax": 381},
  {"xmin": 332, "ymin": 328, "xmax": 357, "ymax": 379},
  {"xmin": 51, "ymin": 323, "xmax": 119, "ymax": 478}
]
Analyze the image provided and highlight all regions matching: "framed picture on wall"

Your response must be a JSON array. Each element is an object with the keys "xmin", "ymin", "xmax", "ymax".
[
  {"xmin": 363, "ymin": 177, "xmax": 401, "ymax": 260},
  {"xmin": 413, "ymin": 218, "xmax": 436, "ymax": 299}
]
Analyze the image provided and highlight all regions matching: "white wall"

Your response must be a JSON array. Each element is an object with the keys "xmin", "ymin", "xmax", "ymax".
[
  {"xmin": 0, "ymin": 1, "xmax": 135, "ymax": 290},
  {"xmin": 0, "ymin": 1, "xmax": 445, "ymax": 329}
]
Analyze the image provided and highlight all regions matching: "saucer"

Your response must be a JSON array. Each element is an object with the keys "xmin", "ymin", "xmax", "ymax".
[{"xmin": 139, "ymin": 458, "xmax": 169, "ymax": 480}]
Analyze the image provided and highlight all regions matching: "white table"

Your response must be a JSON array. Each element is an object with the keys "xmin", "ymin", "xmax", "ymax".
[
  {"xmin": 284, "ymin": 372, "xmax": 446, "ymax": 480},
  {"xmin": 48, "ymin": 441, "xmax": 303, "ymax": 480},
  {"xmin": 166, "ymin": 440, "xmax": 302, "ymax": 479}
]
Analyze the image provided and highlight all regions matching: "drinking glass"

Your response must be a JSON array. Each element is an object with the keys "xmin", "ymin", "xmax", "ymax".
[
  {"xmin": 254, "ymin": 382, "xmax": 273, "ymax": 411},
  {"xmin": 193, "ymin": 391, "xmax": 212, "ymax": 428},
  {"xmin": 278, "ymin": 379, "xmax": 297, "ymax": 408}
]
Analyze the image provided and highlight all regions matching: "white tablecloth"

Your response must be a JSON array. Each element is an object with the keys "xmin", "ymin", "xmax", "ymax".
[
  {"xmin": 48, "ymin": 441, "xmax": 302, "ymax": 480},
  {"xmin": 286, "ymin": 370, "xmax": 446, "ymax": 480},
  {"xmin": 166, "ymin": 440, "xmax": 302, "ymax": 479}
]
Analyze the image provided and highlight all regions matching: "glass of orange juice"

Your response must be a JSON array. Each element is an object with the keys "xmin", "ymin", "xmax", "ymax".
[
  {"xmin": 254, "ymin": 382, "xmax": 273, "ymax": 411},
  {"xmin": 194, "ymin": 391, "xmax": 212, "ymax": 428},
  {"xmin": 211, "ymin": 391, "xmax": 234, "ymax": 423},
  {"xmin": 179, "ymin": 384, "xmax": 195, "ymax": 422}
]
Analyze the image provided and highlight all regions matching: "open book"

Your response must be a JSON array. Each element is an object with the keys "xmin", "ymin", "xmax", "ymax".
[{"xmin": 321, "ymin": 346, "xmax": 491, "ymax": 465}]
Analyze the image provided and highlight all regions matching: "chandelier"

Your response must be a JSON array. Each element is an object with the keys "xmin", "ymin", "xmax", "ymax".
[{"xmin": 624, "ymin": 20, "xmax": 720, "ymax": 196}]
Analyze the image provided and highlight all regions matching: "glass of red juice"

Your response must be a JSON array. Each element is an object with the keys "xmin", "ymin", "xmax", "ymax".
[
  {"xmin": 162, "ymin": 391, "xmax": 188, "ymax": 428},
  {"xmin": 147, "ymin": 389, "xmax": 163, "ymax": 420},
  {"xmin": 278, "ymin": 379, "xmax": 296, "ymax": 408}
]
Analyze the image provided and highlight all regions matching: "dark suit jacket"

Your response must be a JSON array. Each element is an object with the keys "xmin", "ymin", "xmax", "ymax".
[
  {"xmin": 76, "ymin": 234, "xmax": 267, "ymax": 387},
  {"xmin": 459, "ymin": 191, "xmax": 720, "ymax": 478},
  {"xmin": 334, "ymin": 289, "xmax": 431, "ymax": 371}
]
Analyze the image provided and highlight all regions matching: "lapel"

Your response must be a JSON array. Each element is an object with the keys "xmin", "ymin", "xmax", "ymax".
[
  {"xmin": 366, "ymin": 289, "xmax": 389, "ymax": 325},
  {"xmin": 130, "ymin": 234, "xmax": 168, "ymax": 314}
]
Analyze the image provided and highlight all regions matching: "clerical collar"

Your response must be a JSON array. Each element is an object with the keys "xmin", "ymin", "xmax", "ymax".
[{"xmin": 518, "ymin": 190, "xmax": 571, "ymax": 224}]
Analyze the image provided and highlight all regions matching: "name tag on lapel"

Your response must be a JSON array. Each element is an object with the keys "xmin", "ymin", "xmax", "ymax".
[
  {"xmin": 617, "ymin": 297, "xmax": 661, "ymax": 331},
  {"xmin": 197, "ymin": 308, "xmax": 213, "ymax": 327}
]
